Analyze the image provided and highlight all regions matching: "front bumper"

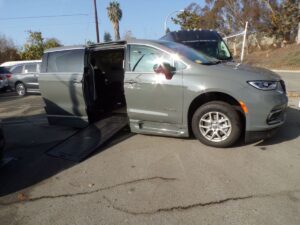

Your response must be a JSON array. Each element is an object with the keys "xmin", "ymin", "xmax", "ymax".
[
  {"xmin": 245, "ymin": 128, "xmax": 279, "ymax": 143},
  {"xmin": 242, "ymin": 88, "xmax": 288, "ymax": 132}
]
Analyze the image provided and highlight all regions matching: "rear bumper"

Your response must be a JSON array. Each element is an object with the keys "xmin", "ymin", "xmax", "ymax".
[
  {"xmin": 0, "ymin": 80, "xmax": 8, "ymax": 89},
  {"xmin": 245, "ymin": 128, "xmax": 278, "ymax": 143}
]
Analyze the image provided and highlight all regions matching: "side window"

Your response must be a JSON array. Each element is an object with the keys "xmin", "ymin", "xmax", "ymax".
[
  {"xmin": 218, "ymin": 41, "xmax": 231, "ymax": 58},
  {"xmin": 47, "ymin": 49, "xmax": 84, "ymax": 73},
  {"xmin": 129, "ymin": 45, "xmax": 173, "ymax": 72},
  {"xmin": 11, "ymin": 65, "xmax": 23, "ymax": 74},
  {"xmin": 24, "ymin": 64, "xmax": 37, "ymax": 73}
]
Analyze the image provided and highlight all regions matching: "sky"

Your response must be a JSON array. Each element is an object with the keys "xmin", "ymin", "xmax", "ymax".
[{"xmin": 0, "ymin": 0, "xmax": 204, "ymax": 47}]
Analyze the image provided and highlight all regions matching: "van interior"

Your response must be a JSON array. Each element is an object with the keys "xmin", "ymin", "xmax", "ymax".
[
  {"xmin": 87, "ymin": 47, "xmax": 127, "ymax": 122},
  {"xmin": 47, "ymin": 47, "xmax": 130, "ymax": 162}
]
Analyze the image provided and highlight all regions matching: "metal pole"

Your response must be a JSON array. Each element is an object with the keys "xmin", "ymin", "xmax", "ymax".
[
  {"xmin": 240, "ymin": 21, "xmax": 248, "ymax": 63},
  {"xmin": 93, "ymin": 0, "xmax": 100, "ymax": 43},
  {"xmin": 164, "ymin": 10, "xmax": 184, "ymax": 34}
]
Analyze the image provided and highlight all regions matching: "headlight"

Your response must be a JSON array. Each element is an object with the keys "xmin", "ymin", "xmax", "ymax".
[{"xmin": 247, "ymin": 81, "xmax": 277, "ymax": 90}]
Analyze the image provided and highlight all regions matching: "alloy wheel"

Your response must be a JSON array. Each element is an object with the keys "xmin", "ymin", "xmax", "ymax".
[{"xmin": 199, "ymin": 111, "xmax": 232, "ymax": 142}]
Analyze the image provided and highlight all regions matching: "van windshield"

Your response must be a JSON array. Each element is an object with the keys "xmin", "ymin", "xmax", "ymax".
[
  {"xmin": 159, "ymin": 41, "xmax": 220, "ymax": 65},
  {"xmin": 182, "ymin": 40, "xmax": 232, "ymax": 61}
]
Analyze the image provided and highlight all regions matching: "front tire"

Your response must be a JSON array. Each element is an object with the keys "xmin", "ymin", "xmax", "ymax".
[
  {"xmin": 16, "ymin": 83, "xmax": 26, "ymax": 96},
  {"xmin": 192, "ymin": 101, "xmax": 242, "ymax": 148}
]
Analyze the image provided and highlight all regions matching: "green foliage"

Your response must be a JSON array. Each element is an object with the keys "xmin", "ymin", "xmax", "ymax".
[
  {"xmin": 104, "ymin": 32, "xmax": 112, "ymax": 42},
  {"xmin": 173, "ymin": 0, "xmax": 300, "ymax": 43},
  {"xmin": 86, "ymin": 40, "xmax": 95, "ymax": 45},
  {"xmin": 266, "ymin": 0, "xmax": 300, "ymax": 42},
  {"xmin": 20, "ymin": 31, "xmax": 61, "ymax": 60},
  {"xmin": 107, "ymin": 1, "xmax": 122, "ymax": 41},
  {"xmin": 0, "ymin": 35, "xmax": 20, "ymax": 64},
  {"xmin": 44, "ymin": 38, "xmax": 61, "ymax": 50}
]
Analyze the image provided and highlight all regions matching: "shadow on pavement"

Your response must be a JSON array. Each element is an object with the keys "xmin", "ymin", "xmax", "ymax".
[
  {"xmin": 0, "ymin": 115, "xmax": 133, "ymax": 197},
  {"xmin": 256, "ymin": 107, "xmax": 300, "ymax": 146}
]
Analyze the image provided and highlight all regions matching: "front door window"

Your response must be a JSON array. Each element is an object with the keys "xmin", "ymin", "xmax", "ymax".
[{"xmin": 129, "ymin": 45, "xmax": 173, "ymax": 73}]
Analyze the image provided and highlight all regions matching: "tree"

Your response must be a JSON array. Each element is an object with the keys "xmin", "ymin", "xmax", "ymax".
[
  {"xmin": 0, "ymin": 35, "xmax": 20, "ymax": 64},
  {"xmin": 20, "ymin": 31, "xmax": 61, "ymax": 60},
  {"xmin": 173, "ymin": 0, "xmax": 300, "ymax": 47},
  {"xmin": 86, "ymin": 40, "xmax": 95, "ymax": 45},
  {"xmin": 21, "ymin": 31, "xmax": 44, "ymax": 60},
  {"xmin": 298, "ymin": 1, "xmax": 300, "ymax": 44},
  {"xmin": 44, "ymin": 38, "xmax": 61, "ymax": 49},
  {"xmin": 107, "ymin": 1, "xmax": 122, "ymax": 41},
  {"xmin": 173, "ymin": 1, "xmax": 265, "ymax": 35},
  {"xmin": 104, "ymin": 32, "xmax": 112, "ymax": 42}
]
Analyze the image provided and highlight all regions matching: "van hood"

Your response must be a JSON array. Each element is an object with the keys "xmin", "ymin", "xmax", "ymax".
[{"xmin": 219, "ymin": 62, "xmax": 281, "ymax": 81}]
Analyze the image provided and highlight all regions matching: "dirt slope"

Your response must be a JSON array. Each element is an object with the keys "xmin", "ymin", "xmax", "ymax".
[{"xmin": 243, "ymin": 44, "xmax": 300, "ymax": 70}]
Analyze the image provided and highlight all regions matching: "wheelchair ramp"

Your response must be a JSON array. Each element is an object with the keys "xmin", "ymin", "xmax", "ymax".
[{"xmin": 47, "ymin": 115, "xmax": 128, "ymax": 162}]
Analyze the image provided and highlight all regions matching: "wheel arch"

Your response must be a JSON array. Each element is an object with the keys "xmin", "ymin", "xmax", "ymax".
[{"xmin": 187, "ymin": 91, "xmax": 246, "ymax": 137}]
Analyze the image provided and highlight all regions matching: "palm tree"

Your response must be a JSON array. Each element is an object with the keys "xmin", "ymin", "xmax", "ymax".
[{"xmin": 107, "ymin": 1, "xmax": 122, "ymax": 41}]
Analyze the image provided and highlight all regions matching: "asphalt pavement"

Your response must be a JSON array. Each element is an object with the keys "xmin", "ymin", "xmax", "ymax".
[{"xmin": 0, "ymin": 92, "xmax": 300, "ymax": 225}]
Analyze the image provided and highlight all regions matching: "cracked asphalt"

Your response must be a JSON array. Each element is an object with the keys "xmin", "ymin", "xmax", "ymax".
[{"xmin": 0, "ymin": 94, "xmax": 300, "ymax": 225}]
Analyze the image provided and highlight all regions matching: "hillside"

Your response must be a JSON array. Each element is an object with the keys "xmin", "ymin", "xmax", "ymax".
[{"xmin": 243, "ymin": 44, "xmax": 300, "ymax": 70}]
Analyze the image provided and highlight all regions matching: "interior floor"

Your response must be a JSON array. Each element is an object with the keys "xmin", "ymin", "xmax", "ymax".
[{"xmin": 88, "ymin": 48, "xmax": 127, "ymax": 122}]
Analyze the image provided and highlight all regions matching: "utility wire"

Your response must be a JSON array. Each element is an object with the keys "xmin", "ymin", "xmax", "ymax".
[{"xmin": 0, "ymin": 13, "xmax": 89, "ymax": 20}]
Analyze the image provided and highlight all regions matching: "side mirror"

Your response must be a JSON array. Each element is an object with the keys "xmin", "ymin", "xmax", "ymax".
[{"xmin": 153, "ymin": 62, "xmax": 176, "ymax": 80}]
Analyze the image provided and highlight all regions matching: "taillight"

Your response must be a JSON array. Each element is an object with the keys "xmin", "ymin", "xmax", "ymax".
[{"xmin": 5, "ymin": 73, "xmax": 12, "ymax": 79}]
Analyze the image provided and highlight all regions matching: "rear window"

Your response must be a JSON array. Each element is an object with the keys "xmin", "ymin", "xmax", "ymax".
[
  {"xmin": 0, "ymin": 67, "xmax": 10, "ymax": 74},
  {"xmin": 47, "ymin": 49, "xmax": 84, "ymax": 73}
]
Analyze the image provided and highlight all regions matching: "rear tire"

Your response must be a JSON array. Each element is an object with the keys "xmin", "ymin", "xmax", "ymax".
[
  {"xmin": 192, "ymin": 101, "xmax": 242, "ymax": 148},
  {"xmin": 16, "ymin": 83, "xmax": 26, "ymax": 96}
]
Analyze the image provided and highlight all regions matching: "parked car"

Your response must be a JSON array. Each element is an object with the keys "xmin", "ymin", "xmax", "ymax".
[
  {"xmin": 39, "ymin": 40, "xmax": 287, "ymax": 147},
  {"xmin": 160, "ymin": 30, "xmax": 233, "ymax": 61},
  {"xmin": 8, "ymin": 61, "xmax": 41, "ymax": 96},
  {"xmin": 0, "ymin": 67, "xmax": 11, "ymax": 92}
]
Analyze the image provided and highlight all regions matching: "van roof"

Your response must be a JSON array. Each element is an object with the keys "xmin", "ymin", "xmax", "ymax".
[
  {"xmin": 44, "ymin": 39, "xmax": 176, "ymax": 53},
  {"xmin": 160, "ymin": 30, "xmax": 223, "ymax": 43},
  {"xmin": 44, "ymin": 45, "xmax": 86, "ymax": 53}
]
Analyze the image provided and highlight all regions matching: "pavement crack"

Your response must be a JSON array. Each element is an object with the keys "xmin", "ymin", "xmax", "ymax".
[
  {"xmin": 103, "ymin": 189, "xmax": 300, "ymax": 215},
  {"xmin": 0, "ymin": 176, "xmax": 177, "ymax": 206}
]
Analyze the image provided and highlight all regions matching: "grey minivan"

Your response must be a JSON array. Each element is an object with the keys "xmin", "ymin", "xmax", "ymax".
[
  {"xmin": 39, "ymin": 40, "xmax": 288, "ymax": 147},
  {"xmin": 8, "ymin": 61, "xmax": 41, "ymax": 96}
]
